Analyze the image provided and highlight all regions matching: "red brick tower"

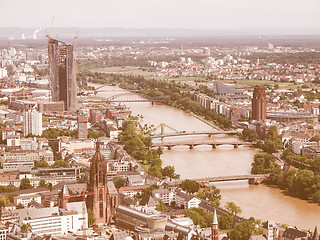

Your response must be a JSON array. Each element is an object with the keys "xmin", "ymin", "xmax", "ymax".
[
  {"xmin": 212, "ymin": 209, "xmax": 219, "ymax": 240},
  {"xmin": 252, "ymin": 85, "xmax": 267, "ymax": 120},
  {"xmin": 87, "ymin": 142, "xmax": 111, "ymax": 225}
]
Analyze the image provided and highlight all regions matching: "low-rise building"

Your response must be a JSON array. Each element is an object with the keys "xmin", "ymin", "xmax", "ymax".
[
  {"xmin": 152, "ymin": 189, "xmax": 175, "ymax": 204},
  {"xmin": 16, "ymin": 201, "xmax": 87, "ymax": 236},
  {"xmin": 175, "ymin": 191, "xmax": 201, "ymax": 209}
]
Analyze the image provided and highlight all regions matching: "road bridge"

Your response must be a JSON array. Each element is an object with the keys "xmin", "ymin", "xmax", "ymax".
[
  {"xmin": 104, "ymin": 92, "xmax": 164, "ymax": 104},
  {"xmin": 151, "ymin": 140, "xmax": 252, "ymax": 149},
  {"xmin": 192, "ymin": 174, "xmax": 269, "ymax": 185},
  {"xmin": 150, "ymin": 130, "xmax": 240, "ymax": 139}
]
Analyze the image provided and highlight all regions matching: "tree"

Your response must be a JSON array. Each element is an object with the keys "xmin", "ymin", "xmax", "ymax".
[
  {"xmin": 196, "ymin": 186, "xmax": 221, "ymax": 206},
  {"xmin": 39, "ymin": 180, "xmax": 48, "ymax": 188},
  {"xmin": 218, "ymin": 213, "xmax": 234, "ymax": 230},
  {"xmin": 88, "ymin": 130, "xmax": 106, "ymax": 139},
  {"xmin": 16, "ymin": 203, "xmax": 24, "ymax": 209},
  {"xmin": 185, "ymin": 208, "xmax": 213, "ymax": 228},
  {"xmin": 181, "ymin": 179, "xmax": 200, "ymax": 194},
  {"xmin": 21, "ymin": 223, "xmax": 32, "ymax": 233},
  {"xmin": 87, "ymin": 208, "xmax": 96, "ymax": 226},
  {"xmin": 34, "ymin": 160, "xmax": 49, "ymax": 169},
  {"xmin": 228, "ymin": 220, "xmax": 256, "ymax": 240},
  {"xmin": 225, "ymin": 201, "xmax": 241, "ymax": 215},
  {"xmin": 20, "ymin": 178, "xmax": 33, "ymax": 190},
  {"xmin": 156, "ymin": 201, "xmax": 169, "ymax": 212},
  {"xmin": 162, "ymin": 166, "xmax": 180, "ymax": 180},
  {"xmin": 52, "ymin": 160, "xmax": 69, "ymax": 168},
  {"xmin": 241, "ymin": 128, "xmax": 259, "ymax": 142},
  {"xmin": 115, "ymin": 178, "xmax": 126, "ymax": 189},
  {"xmin": 0, "ymin": 195, "xmax": 9, "ymax": 220}
]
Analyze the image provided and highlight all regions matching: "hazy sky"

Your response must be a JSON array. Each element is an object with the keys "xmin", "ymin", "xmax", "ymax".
[{"xmin": 1, "ymin": 0, "xmax": 320, "ymax": 30}]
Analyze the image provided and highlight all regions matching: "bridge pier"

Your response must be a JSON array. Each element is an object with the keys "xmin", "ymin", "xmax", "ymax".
[
  {"xmin": 168, "ymin": 146, "xmax": 172, "ymax": 150},
  {"xmin": 189, "ymin": 144, "xmax": 194, "ymax": 149},
  {"xmin": 234, "ymin": 144, "xmax": 238, "ymax": 148},
  {"xmin": 212, "ymin": 144, "xmax": 216, "ymax": 149}
]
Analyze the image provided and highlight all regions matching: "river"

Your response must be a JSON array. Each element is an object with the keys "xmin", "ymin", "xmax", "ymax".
[{"xmin": 95, "ymin": 84, "xmax": 320, "ymax": 230}]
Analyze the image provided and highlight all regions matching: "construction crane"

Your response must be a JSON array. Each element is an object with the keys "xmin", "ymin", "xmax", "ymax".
[{"xmin": 45, "ymin": 16, "xmax": 55, "ymax": 101}]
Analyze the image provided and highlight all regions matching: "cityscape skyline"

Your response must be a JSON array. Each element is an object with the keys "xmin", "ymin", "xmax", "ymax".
[{"xmin": 1, "ymin": 0, "xmax": 320, "ymax": 35}]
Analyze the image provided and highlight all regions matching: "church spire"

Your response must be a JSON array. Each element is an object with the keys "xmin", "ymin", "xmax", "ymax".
[
  {"xmin": 313, "ymin": 226, "xmax": 319, "ymax": 240},
  {"xmin": 212, "ymin": 209, "xmax": 219, "ymax": 240}
]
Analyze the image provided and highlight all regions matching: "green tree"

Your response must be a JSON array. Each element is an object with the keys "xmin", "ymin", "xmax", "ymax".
[
  {"xmin": 88, "ymin": 130, "xmax": 106, "ymax": 139},
  {"xmin": 225, "ymin": 201, "xmax": 241, "ymax": 215},
  {"xmin": 228, "ymin": 220, "xmax": 256, "ymax": 240},
  {"xmin": 196, "ymin": 185, "xmax": 221, "ymax": 206},
  {"xmin": 218, "ymin": 213, "xmax": 234, "ymax": 230},
  {"xmin": 156, "ymin": 201, "xmax": 169, "ymax": 212},
  {"xmin": 87, "ymin": 208, "xmax": 96, "ymax": 226},
  {"xmin": 185, "ymin": 208, "xmax": 213, "ymax": 228},
  {"xmin": 114, "ymin": 178, "xmax": 126, "ymax": 189},
  {"xmin": 52, "ymin": 160, "xmax": 69, "ymax": 168},
  {"xmin": 20, "ymin": 178, "xmax": 33, "ymax": 190},
  {"xmin": 39, "ymin": 180, "xmax": 48, "ymax": 188},
  {"xmin": 21, "ymin": 223, "xmax": 32, "ymax": 233},
  {"xmin": 16, "ymin": 203, "xmax": 24, "ymax": 209},
  {"xmin": 162, "ymin": 166, "xmax": 180, "ymax": 180},
  {"xmin": 0, "ymin": 195, "xmax": 9, "ymax": 220},
  {"xmin": 241, "ymin": 128, "xmax": 259, "ymax": 142},
  {"xmin": 34, "ymin": 160, "xmax": 49, "ymax": 169},
  {"xmin": 181, "ymin": 179, "xmax": 200, "ymax": 194}
]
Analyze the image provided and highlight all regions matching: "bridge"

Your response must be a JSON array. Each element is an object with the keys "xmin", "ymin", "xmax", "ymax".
[
  {"xmin": 151, "ymin": 140, "xmax": 252, "ymax": 149},
  {"xmin": 104, "ymin": 92, "xmax": 164, "ymax": 104},
  {"xmin": 192, "ymin": 174, "xmax": 270, "ymax": 185},
  {"xmin": 149, "ymin": 123, "xmax": 240, "ymax": 139},
  {"xmin": 150, "ymin": 130, "xmax": 240, "ymax": 139}
]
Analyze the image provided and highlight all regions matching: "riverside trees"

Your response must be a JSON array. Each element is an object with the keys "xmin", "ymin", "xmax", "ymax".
[{"xmin": 119, "ymin": 118, "xmax": 179, "ymax": 179}]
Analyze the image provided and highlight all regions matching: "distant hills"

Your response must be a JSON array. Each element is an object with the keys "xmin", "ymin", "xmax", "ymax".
[{"xmin": 1, "ymin": 27, "xmax": 320, "ymax": 40}]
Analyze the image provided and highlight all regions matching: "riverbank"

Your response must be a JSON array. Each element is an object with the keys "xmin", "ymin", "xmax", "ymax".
[{"xmin": 94, "ymin": 83, "xmax": 320, "ymax": 230}]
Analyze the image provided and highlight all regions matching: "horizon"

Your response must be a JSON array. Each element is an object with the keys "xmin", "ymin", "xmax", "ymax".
[{"xmin": 1, "ymin": 0, "xmax": 320, "ymax": 35}]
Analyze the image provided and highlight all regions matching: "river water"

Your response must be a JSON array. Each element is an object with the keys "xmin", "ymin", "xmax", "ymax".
[{"xmin": 96, "ymin": 85, "xmax": 320, "ymax": 230}]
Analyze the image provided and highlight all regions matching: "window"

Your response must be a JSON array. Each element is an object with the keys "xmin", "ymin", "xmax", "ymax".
[
  {"xmin": 99, "ymin": 189, "xmax": 103, "ymax": 201},
  {"xmin": 99, "ymin": 202, "xmax": 104, "ymax": 218}
]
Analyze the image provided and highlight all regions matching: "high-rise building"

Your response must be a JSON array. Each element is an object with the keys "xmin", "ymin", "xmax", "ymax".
[
  {"xmin": 23, "ymin": 109, "xmax": 42, "ymax": 136},
  {"xmin": 87, "ymin": 142, "xmax": 119, "ymax": 225},
  {"xmin": 49, "ymin": 38, "xmax": 77, "ymax": 112},
  {"xmin": 77, "ymin": 112, "xmax": 88, "ymax": 139},
  {"xmin": 252, "ymin": 85, "xmax": 267, "ymax": 121}
]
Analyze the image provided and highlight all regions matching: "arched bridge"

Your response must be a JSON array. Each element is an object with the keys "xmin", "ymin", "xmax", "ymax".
[
  {"xmin": 105, "ymin": 92, "xmax": 163, "ymax": 103},
  {"xmin": 151, "ymin": 140, "xmax": 252, "ymax": 149}
]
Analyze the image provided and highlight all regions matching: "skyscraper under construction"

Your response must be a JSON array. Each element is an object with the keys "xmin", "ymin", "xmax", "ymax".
[{"xmin": 48, "ymin": 38, "xmax": 77, "ymax": 112}]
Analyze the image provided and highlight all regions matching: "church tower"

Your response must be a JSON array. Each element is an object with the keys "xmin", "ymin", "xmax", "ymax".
[
  {"xmin": 87, "ymin": 142, "xmax": 111, "ymax": 225},
  {"xmin": 212, "ymin": 209, "xmax": 219, "ymax": 240}
]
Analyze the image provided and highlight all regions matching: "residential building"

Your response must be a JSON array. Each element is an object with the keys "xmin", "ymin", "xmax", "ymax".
[
  {"xmin": 152, "ymin": 189, "xmax": 175, "ymax": 204},
  {"xmin": 77, "ymin": 112, "xmax": 88, "ymax": 139},
  {"xmin": 175, "ymin": 191, "xmax": 201, "ymax": 209},
  {"xmin": 23, "ymin": 109, "xmax": 43, "ymax": 136}
]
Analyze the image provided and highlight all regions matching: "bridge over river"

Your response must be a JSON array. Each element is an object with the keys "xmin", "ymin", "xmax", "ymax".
[
  {"xmin": 192, "ymin": 174, "xmax": 270, "ymax": 185},
  {"xmin": 150, "ymin": 130, "xmax": 240, "ymax": 139},
  {"xmin": 152, "ymin": 140, "xmax": 252, "ymax": 149}
]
